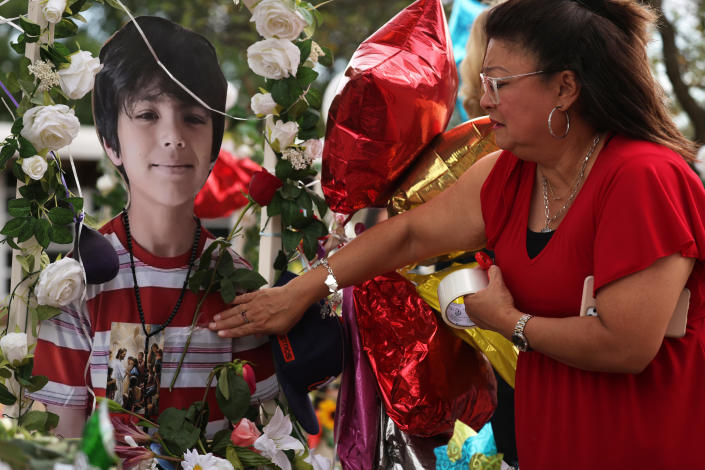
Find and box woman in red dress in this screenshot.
[211,0,705,467]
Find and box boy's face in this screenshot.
[105,89,213,211]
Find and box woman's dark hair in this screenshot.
[485,0,696,161]
[93,16,227,166]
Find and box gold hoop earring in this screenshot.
[548,105,570,139]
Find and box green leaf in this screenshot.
[215,368,250,423]
[50,224,73,244]
[297,67,318,88]
[318,45,334,67]
[48,206,74,225]
[19,17,41,37]
[0,382,17,406]
[210,428,233,456]
[282,228,302,255]
[267,192,283,217]
[230,269,267,291]
[188,269,211,294]
[36,304,61,322]
[0,143,17,168]
[25,375,48,393]
[305,87,323,110]
[1,218,26,237]
[235,447,272,467]
[275,157,293,180]
[54,18,78,39]
[158,408,202,456]
[284,98,309,122]
[297,39,313,64]
[35,218,52,249]
[302,233,318,260]
[226,446,245,470]
[271,78,303,109]
[217,255,235,277]
[16,254,34,273]
[301,219,327,239]
[296,190,313,216]
[310,191,328,218]
[11,116,23,134]
[17,217,35,243]
[220,276,237,304]
[10,38,26,56]
[67,197,84,212]
[299,109,320,130]
[17,136,37,159]
[8,198,32,218]
[280,182,302,200]
[218,367,229,400]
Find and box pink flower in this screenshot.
[242,363,257,395]
[231,418,262,447]
[114,444,154,469]
[112,417,151,445]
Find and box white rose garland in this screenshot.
[251,0,308,41]
[20,104,80,152]
[247,38,300,80]
[57,50,103,100]
[35,257,85,308]
[21,155,48,181]
[42,0,67,24]
[251,92,279,115]
[0,332,28,364]
[265,115,299,152]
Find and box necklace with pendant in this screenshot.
[122,210,202,359]
[541,134,601,233]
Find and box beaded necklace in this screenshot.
[121,210,201,359]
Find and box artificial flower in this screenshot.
[302,138,323,161]
[21,155,48,181]
[265,115,299,152]
[249,169,283,206]
[304,450,333,470]
[96,173,117,194]
[35,257,85,308]
[27,60,60,93]
[181,449,234,470]
[250,92,278,116]
[21,104,80,152]
[253,407,305,470]
[0,332,28,364]
[0,461,11,470]
[230,418,261,447]
[57,50,103,100]
[242,363,257,395]
[282,147,311,170]
[42,0,67,24]
[247,38,300,80]
[306,41,325,66]
[111,417,151,446]
[251,0,308,41]
[316,399,336,431]
[114,444,155,470]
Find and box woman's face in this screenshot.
[480,39,558,158]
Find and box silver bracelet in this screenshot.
[318,257,339,294]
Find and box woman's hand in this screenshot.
[463,265,522,337]
[208,285,308,338]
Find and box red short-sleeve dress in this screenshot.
[481,134,705,469]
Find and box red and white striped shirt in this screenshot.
[32,215,277,434]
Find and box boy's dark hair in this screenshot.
[93,16,227,173]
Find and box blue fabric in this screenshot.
[434,422,498,470]
[448,0,487,121]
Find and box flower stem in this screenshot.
[4,270,40,336]
[169,201,256,390]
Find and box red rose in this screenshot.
[242,363,257,395]
[249,169,283,206]
[230,418,261,447]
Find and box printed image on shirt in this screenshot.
[108,322,165,420]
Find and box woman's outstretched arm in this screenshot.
[209,151,501,338]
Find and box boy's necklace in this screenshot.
[121,210,201,360]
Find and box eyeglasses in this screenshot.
[479,70,546,105]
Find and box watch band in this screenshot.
[512,313,533,351]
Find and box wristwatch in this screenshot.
[511,313,533,352]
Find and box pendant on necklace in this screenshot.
[541,226,553,233]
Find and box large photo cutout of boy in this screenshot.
[108,323,165,420]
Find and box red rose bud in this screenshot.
[242,363,257,395]
[248,169,283,206]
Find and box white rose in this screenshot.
[35,258,85,308]
[247,38,300,80]
[96,174,116,194]
[250,92,278,115]
[21,104,80,152]
[57,50,103,100]
[251,0,308,41]
[266,115,299,152]
[21,155,48,181]
[0,333,28,364]
[42,0,67,24]
[303,138,323,161]
[0,461,10,470]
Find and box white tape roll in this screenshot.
[437,268,488,329]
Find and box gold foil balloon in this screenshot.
[388,115,498,215]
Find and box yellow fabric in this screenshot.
[402,262,517,387]
[447,419,477,462]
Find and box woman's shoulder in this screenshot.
[602,134,691,170]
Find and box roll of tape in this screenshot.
[437,268,488,329]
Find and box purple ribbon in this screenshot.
[0,78,19,109]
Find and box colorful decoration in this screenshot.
[322,0,458,214]
[434,421,505,470]
[388,116,498,215]
[194,149,262,219]
[353,272,496,436]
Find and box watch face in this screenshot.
[511,333,528,352]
